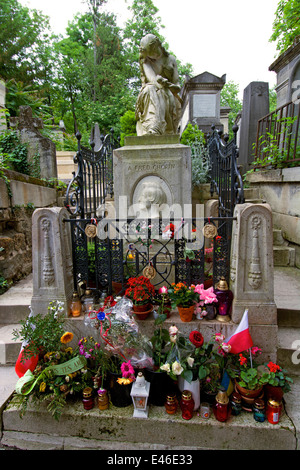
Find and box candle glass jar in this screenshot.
[230,391,242,416]
[213,388,231,422]
[70,292,82,317]
[82,387,94,410]
[253,398,266,422]
[215,277,233,322]
[180,390,194,420]
[266,399,281,424]
[165,394,177,415]
[97,388,109,410]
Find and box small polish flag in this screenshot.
[225,309,253,354]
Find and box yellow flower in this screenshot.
[117,377,133,385]
[65,347,73,354]
[39,382,46,392]
[61,332,74,344]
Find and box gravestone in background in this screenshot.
[238,82,269,175]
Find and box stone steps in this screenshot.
[244,186,296,267]
[1,392,298,450]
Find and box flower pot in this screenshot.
[264,384,284,402]
[178,376,200,410]
[204,304,216,320]
[177,305,194,322]
[132,303,153,320]
[144,369,178,406]
[108,372,132,407]
[235,379,263,398]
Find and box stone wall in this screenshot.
[246,167,300,267]
[0,169,59,283]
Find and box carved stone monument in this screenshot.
[31,207,73,316]
[114,35,192,221]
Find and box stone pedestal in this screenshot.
[230,203,277,356]
[31,207,73,317]
[113,134,192,220]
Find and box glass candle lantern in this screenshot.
[200,402,211,419]
[215,277,233,322]
[213,388,231,422]
[266,399,281,424]
[230,391,242,416]
[253,398,266,422]
[82,387,94,410]
[165,394,177,415]
[130,372,150,418]
[82,289,94,314]
[70,292,82,317]
[97,388,109,410]
[180,390,194,420]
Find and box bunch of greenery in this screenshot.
[181,123,210,188]
[0,130,30,175]
[12,301,66,360]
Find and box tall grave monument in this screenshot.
[113,34,192,222]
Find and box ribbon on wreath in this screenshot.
[15,355,87,395]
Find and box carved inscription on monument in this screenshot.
[193,94,216,118]
[127,161,176,172]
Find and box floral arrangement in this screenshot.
[168,282,199,308]
[15,331,94,420]
[125,275,155,306]
[160,327,208,383]
[194,283,218,318]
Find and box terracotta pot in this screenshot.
[235,379,263,398]
[264,384,284,402]
[177,305,194,322]
[132,303,153,320]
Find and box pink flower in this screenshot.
[214,333,225,343]
[159,286,168,295]
[194,284,217,303]
[121,360,135,379]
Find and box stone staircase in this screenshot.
[0,266,300,450]
[244,186,296,267]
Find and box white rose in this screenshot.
[160,363,171,373]
[172,361,183,375]
[187,356,194,367]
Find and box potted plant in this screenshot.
[168,282,199,322]
[125,275,155,319]
[263,361,293,401]
[145,318,178,406]
[194,283,218,320]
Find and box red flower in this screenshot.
[267,361,281,373]
[189,330,204,348]
[239,354,247,366]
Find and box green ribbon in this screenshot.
[15,355,87,395]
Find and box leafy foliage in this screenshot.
[269,0,300,54]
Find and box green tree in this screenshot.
[269,0,300,54]
[220,80,242,139]
[0,0,51,84]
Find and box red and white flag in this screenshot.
[225,309,253,354]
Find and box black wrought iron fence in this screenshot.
[208,124,244,217]
[64,129,118,219]
[66,216,234,298]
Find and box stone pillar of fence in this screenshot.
[230,202,278,360]
[30,207,73,317]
